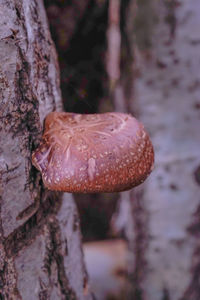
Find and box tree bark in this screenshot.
[133,1,200,299]
[113,0,200,299]
[0,1,92,299]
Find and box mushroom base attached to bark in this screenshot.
[32,111,154,193]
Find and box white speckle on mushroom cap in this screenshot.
[32,111,154,193]
[87,157,96,181]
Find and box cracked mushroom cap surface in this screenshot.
[32,111,154,193]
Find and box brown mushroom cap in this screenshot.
[32,111,154,193]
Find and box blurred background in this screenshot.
[44,1,200,299]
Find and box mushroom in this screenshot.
[32,111,154,193]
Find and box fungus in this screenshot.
[32,111,154,193]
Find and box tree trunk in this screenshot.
[114,1,200,299]
[0,1,92,299]
[113,0,200,299]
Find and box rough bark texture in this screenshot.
[0,1,92,299]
